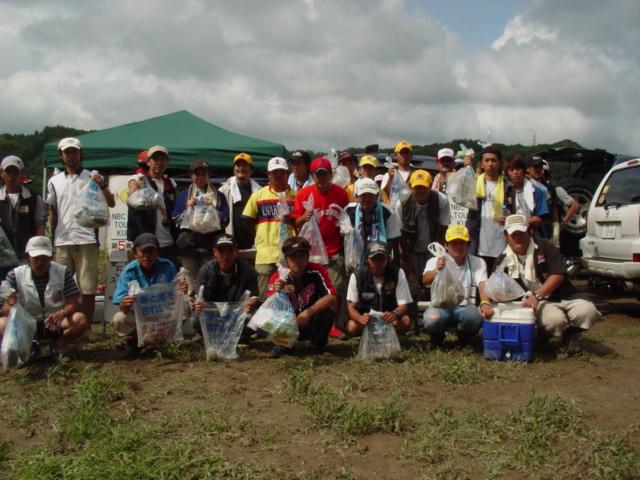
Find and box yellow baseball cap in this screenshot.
[394,141,413,153]
[409,169,432,188]
[445,224,470,242]
[233,152,253,165]
[359,155,378,168]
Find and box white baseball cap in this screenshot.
[58,137,82,151]
[0,155,24,171]
[356,177,379,196]
[504,214,529,235]
[147,145,169,158]
[437,148,455,160]
[267,157,288,172]
[25,236,53,257]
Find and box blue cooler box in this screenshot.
[483,303,535,362]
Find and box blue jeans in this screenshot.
[422,304,483,342]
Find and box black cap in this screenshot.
[366,241,388,258]
[214,234,236,249]
[526,156,544,168]
[282,236,311,256]
[133,233,159,251]
[481,145,503,160]
[189,159,209,173]
[290,150,311,166]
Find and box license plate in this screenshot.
[601,224,616,239]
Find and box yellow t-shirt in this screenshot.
[242,185,296,265]
[346,181,390,203]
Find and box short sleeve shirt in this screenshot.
[424,254,487,305]
[242,186,296,265]
[346,268,413,306]
[266,262,335,313]
[47,169,98,246]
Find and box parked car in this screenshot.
[579,157,640,295]
[534,147,629,256]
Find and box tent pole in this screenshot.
[42,167,47,199]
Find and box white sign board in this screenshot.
[104,175,132,324]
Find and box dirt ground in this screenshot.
[1,284,639,479]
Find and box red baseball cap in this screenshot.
[310,157,332,174]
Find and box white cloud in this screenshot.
[0,0,639,154]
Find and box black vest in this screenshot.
[127,176,178,242]
[0,188,39,259]
[400,190,441,247]
[354,264,400,314]
[202,258,258,302]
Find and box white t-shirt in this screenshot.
[477,180,506,258]
[8,193,19,208]
[346,268,413,306]
[47,169,98,246]
[555,186,574,208]
[381,169,411,191]
[424,254,487,306]
[152,178,175,248]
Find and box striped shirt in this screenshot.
[1,267,79,307]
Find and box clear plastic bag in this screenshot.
[357,311,402,360]
[74,171,110,228]
[484,271,526,302]
[199,291,251,361]
[247,268,298,347]
[1,303,37,372]
[298,196,329,264]
[332,166,351,188]
[127,176,164,210]
[385,158,411,211]
[276,192,291,244]
[0,225,19,268]
[129,280,184,347]
[427,242,465,308]
[180,194,221,234]
[446,166,477,210]
[330,204,363,272]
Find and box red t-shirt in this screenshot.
[293,184,348,257]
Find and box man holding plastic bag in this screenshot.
[193,235,259,341]
[47,137,115,325]
[111,233,187,355]
[263,237,336,358]
[0,236,89,361]
[492,215,600,343]
[422,226,493,346]
[173,159,229,296]
[0,155,46,280]
[242,157,296,299]
[345,241,412,340]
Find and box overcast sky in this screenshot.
[1,0,638,153]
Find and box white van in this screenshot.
[580,158,640,291]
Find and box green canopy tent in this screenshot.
[42,110,287,172]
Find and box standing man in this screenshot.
[242,157,296,299]
[505,155,549,232]
[287,150,314,193]
[422,225,493,346]
[465,146,512,273]
[127,145,179,263]
[0,156,47,279]
[382,140,414,202]
[398,169,450,292]
[47,137,115,324]
[219,152,261,250]
[338,150,358,186]
[431,147,456,193]
[493,215,600,343]
[293,157,349,330]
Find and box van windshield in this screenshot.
[596,165,640,206]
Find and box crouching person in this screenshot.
[111,233,186,354]
[193,234,260,340]
[422,225,493,346]
[0,236,88,357]
[267,237,336,358]
[345,241,412,337]
[495,214,600,342]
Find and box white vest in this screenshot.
[14,262,67,320]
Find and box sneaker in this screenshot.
[30,340,41,361]
[268,345,292,359]
[125,335,140,358]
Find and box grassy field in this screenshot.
[1,297,639,479]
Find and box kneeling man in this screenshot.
[494,214,600,341]
[345,241,412,337]
[422,225,493,345]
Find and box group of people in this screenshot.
[0,137,600,360]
